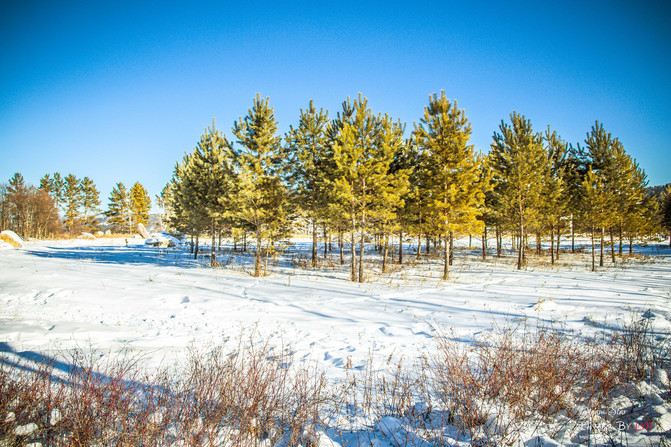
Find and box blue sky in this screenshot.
[1,1,670,209]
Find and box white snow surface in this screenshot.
[1,237,670,377]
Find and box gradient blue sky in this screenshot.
[1,1,670,209]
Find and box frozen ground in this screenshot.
[1,236,670,445]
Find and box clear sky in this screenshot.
[1,1,670,209]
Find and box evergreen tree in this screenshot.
[156,183,173,232]
[285,100,330,268]
[582,168,610,271]
[190,119,235,264]
[130,182,151,228]
[490,112,548,269]
[232,94,289,277]
[6,173,29,236]
[63,174,82,232]
[51,172,65,214]
[332,94,404,282]
[415,92,484,279]
[106,182,131,233]
[80,176,101,230]
[542,127,568,263]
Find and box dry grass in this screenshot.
[1,319,667,446]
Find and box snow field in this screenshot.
[1,237,670,445]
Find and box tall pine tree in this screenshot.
[415,92,484,280]
[130,182,151,228]
[107,182,131,233]
[233,94,289,277]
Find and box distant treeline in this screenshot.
[0,173,151,237]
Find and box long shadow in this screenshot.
[26,244,203,268]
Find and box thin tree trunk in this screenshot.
[311,217,317,268]
[328,229,332,252]
[350,214,357,282]
[339,230,344,265]
[482,226,487,261]
[609,227,615,263]
[358,222,365,283]
[496,226,501,257]
[599,227,604,267]
[416,215,422,260]
[468,234,472,249]
[449,231,454,266]
[190,234,194,254]
[442,232,450,280]
[518,209,524,270]
[382,233,389,273]
[571,215,575,253]
[591,225,595,272]
[254,228,262,277]
[536,231,542,256]
[218,227,222,252]
[550,224,555,265]
[629,234,634,254]
[323,223,328,259]
[426,233,430,255]
[556,220,561,261]
[243,232,247,252]
[211,218,216,266]
[618,225,623,256]
[194,234,199,260]
[398,230,403,265]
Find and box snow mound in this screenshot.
[0,230,23,248]
[145,232,182,248]
[77,232,96,240]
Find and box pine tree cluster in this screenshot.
[166,93,663,279]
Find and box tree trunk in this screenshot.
[482,226,487,261]
[618,225,623,256]
[416,215,422,260]
[382,233,389,273]
[190,234,194,254]
[468,234,472,249]
[599,227,604,267]
[426,233,430,255]
[609,227,615,263]
[550,224,555,265]
[323,223,328,259]
[556,221,561,261]
[243,232,247,252]
[536,231,542,256]
[398,230,403,265]
[328,229,332,252]
[339,230,344,265]
[254,228,262,277]
[218,227,222,252]
[358,225,365,283]
[350,216,357,282]
[194,234,199,260]
[629,234,634,254]
[517,210,524,270]
[442,233,450,280]
[311,218,317,268]
[591,225,596,272]
[496,226,501,257]
[211,218,216,267]
[571,215,575,253]
[449,232,454,266]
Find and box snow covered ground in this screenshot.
[1,236,670,445]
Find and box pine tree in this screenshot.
[63,174,83,232]
[106,182,131,233]
[156,184,173,232]
[542,127,568,263]
[130,182,151,228]
[80,176,101,230]
[190,119,235,264]
[6,173,29,236]
[490,112,548,269]
[415,92,484,279]
[285,100,331,268]
[232,94,289,277]
[582,168,610,271]
[584,122,618,266]
[332,94,404,282]
[51,172,65,214]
